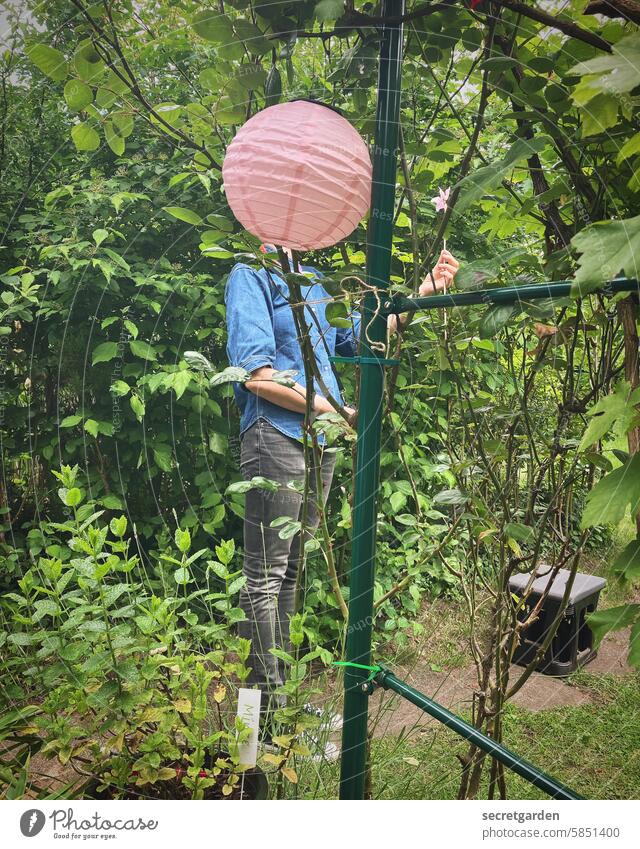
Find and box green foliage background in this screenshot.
[2,0,640,651]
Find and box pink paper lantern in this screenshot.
[222,101,372,251]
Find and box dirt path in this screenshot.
[365,626,634,739]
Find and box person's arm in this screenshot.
[245,366,338,416]
[388,249,460,332]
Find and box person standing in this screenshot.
[224,246,459,749]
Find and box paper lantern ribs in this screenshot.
[222,101,372,251]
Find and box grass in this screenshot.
[294,672,640,799]
[380,594,479,673]
[294,533,640,800]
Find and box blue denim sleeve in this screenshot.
[335,310,361,358]
[225,264,276,374]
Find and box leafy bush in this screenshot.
[1,465,257,798]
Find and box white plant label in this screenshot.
[236,688,262,767]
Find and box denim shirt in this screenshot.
[224,262,360,441]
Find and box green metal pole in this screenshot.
[388,277,639,314]
[376,668,583,800]
[339,0,404,801]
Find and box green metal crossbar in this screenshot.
[375,667,583,800]
[338,0,636,802]
[385,277,639,314]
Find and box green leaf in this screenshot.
[479,56,520,72]
[129,340,157,361]
[451,261,495,291]
[71,122,100,152]
[184,351,215,375]
[569,34,640,101]
[111,111,134,138]
[611,539,640,582]
[64,487,82,508]
[64,79,93,111]
[110,515,127,537]
[216,538,235,566]
[174,567,191,585]
[93,228,108,247]
[110,380,130,397]
[581,454,640,528]
[104,120,125,156]
[209,432,227,455]
[236,66,267,91]
[315,0,345,21]
[389,491,407,513]
[103,248,130,273]
[579,381,640,451]
[617,133,640,165]
[101,495,124,510]
[210,366,251,387]
[396,513,417,526]
[454,247,531,291]
[233,19,270,55]
[84,419,99,438]
[130,395,145,422]
[153,446,173,472]
[74,42,103,84]
[26,44,68,81]
[325,301,351,328]
[198,67,219,91]
[586,604,640,649]
[92,341,119,365]
[433,488,467,506]
[205,214,234,232]
[270,517,302,540]
[192,11,234,43]
[165,370,191,400]
[226,476,279,495]
[581,93,619,137]
[175,527,191,553]
[504,522,535,543]
[571,216,640,296]
[163,206,202,225]
[454,137,550,213]
[478,303,517,338]
[32,599,59,622]
[124,319,138,339]
[95,86,118,109]
[265,65,282,107]
[60,415,82,428]
[151,102,182,129]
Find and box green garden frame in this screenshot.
[337,0,639,801]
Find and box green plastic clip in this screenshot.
[329,355,400,367]
[332,661,382,682]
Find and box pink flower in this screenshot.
[432,186,450,213]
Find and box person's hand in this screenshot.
[419,250,459,296]
[343,406,357,427]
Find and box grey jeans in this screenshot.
[237,418,336,720]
